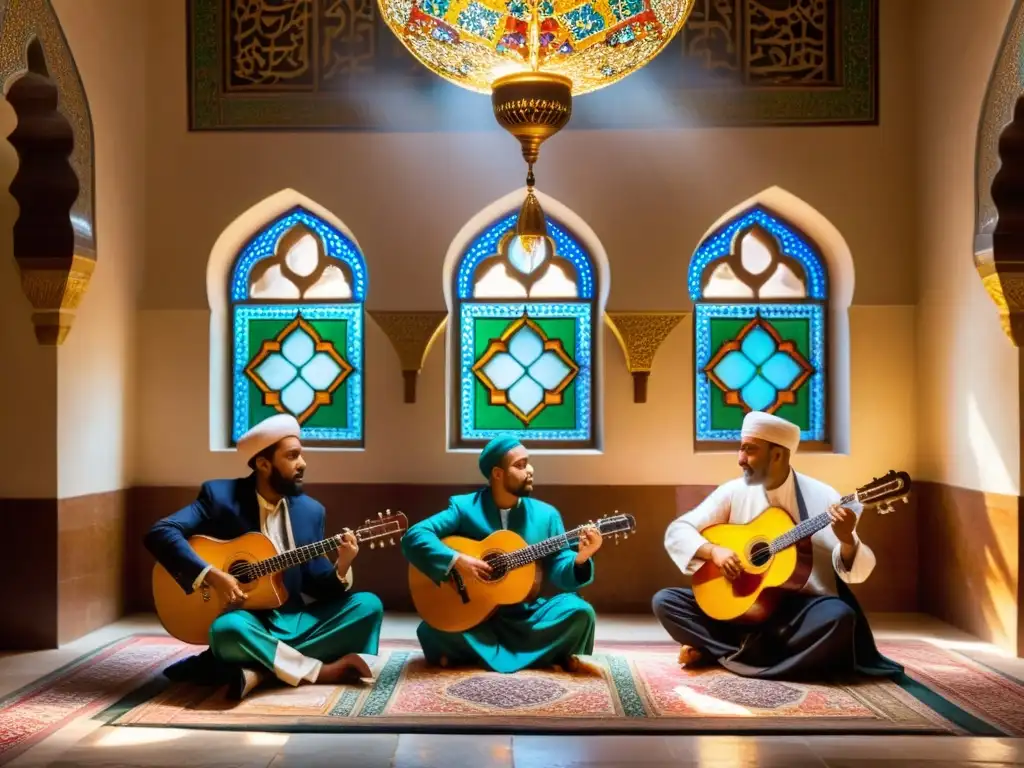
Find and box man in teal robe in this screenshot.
[145,414,384,700]
[402,436,602,673]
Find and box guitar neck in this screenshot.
[769,491,857,554]
[503,528,588,570]
[251,520,400,577]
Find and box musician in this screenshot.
[402,435,601,673]
[144,414,384,700]
[653,411,902,681]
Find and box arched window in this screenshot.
[690,204,831,450]
[443,191,609,451]
[226,205,367,448]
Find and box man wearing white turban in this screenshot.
[653,411,901,680]
[145,414,384,700]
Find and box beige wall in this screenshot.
[915,0,1020,496]
[49,0,146,499]
[129,0,920,493]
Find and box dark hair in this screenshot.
[247,442,278,471]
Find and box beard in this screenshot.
[741,466,762,486]
[506,477,533,498]
[270,465,303,496]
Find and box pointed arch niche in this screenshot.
[208,189,368,451]
[441,188,611,453]
[689,187,854,454]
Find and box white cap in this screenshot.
[237,414,301,462]
[741,411,800,454]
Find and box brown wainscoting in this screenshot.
[916,481,1020,654]
[127,483,921,616]
[57,490,127,645]
[0,498,58,648]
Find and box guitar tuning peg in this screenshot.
[389,538,395,545]
[369,542,376,549]
[386,508,391,514]
[378,512,383,519]
[902,497,909,503]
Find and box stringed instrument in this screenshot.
[691,471,911,624]
[153,510,408,644]
[409,512,636,633]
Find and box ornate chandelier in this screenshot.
[378,0,694,254]
[378,0,694,171]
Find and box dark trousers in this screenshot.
[651,587,858,681]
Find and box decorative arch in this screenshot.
[208,189,368,450]
[976,0,1024,345]
[689,187,853,453]
[441,188,611,453]
[0,0,96,345]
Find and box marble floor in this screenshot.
[3,613,1024,767]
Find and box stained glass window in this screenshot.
[450,211,599,450]
[230,207,367,448]
[690,206,829,449]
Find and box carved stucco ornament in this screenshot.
[604,312,686,403]
[369,311,447,403]
[976,0,1024,345]
[0,0,96,345]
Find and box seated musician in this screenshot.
[144,414,384,700]
[653,411,902,681]
[402,435,601,673]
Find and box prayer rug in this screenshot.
[2,635,1023,764]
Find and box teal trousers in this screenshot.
[209,592,383,682]
[416,592,596,674]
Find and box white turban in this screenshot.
[237,414,301,461]
[741,411,801,454]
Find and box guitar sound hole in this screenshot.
[481,552,508,581]
[229,561,255,584]
[749,542,772,568]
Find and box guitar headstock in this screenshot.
[593,511,637,545]
[856,471,912,516]
[356,509,409,550]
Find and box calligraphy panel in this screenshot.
[189,0,876,129]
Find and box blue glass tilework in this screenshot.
[687,207,827,301]
[231,208,368,303]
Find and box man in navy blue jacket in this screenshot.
[145,414,384,700]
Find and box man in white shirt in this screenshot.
[654,411,901,680]
[145,414,384,700]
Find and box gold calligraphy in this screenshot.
[681,0,740,74]
[745,0,833,85]
[227,0,315,89]
[321,0,377,80]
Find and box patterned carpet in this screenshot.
[3,635,1024,763]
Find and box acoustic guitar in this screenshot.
[409,512,637,633]
[153,510,408,644]
[691,471,911,624]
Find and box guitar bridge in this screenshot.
[450,570,471,605]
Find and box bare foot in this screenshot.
[678,645,705,667]
[318,653,373,684]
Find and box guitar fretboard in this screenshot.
[247,520,403,578]
[497,517,633,572]
[769,492,856,553]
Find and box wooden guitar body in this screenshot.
[691,506,813,624]
[408,530,541,634]
[152,532,288,645]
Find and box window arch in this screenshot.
[212,199,368,449]
[442,190,609,452]
[690,203,834,451]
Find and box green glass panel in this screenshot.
[471,316,579,431]
[706,316,811,432]
[245,316,351,430]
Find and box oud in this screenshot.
[409,513,636,633]
[692,471,910,623]
[153,510,408,644]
